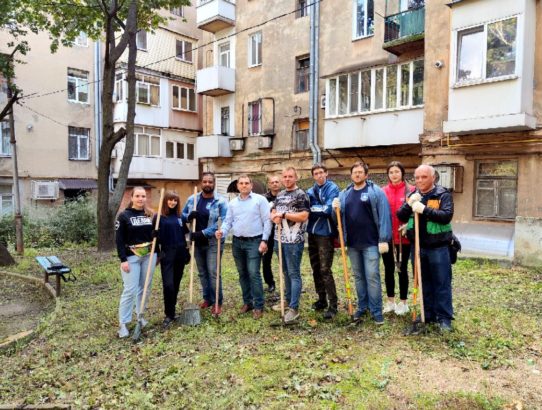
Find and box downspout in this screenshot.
[309,0,322,164]
[94,40,102,169]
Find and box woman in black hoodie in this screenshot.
[115,187,157,338]
[155,191,190,328]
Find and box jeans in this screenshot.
[119,253,157,324]
[381,243,411,300]
[232,237,265,310]
[261,231,276,287]
[194,238,224,305]
[308,234,338,309]
[276,241,304,310]
[160,246,188,319]
[347,246,383,321]
[419,246,453,325]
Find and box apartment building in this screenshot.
[112,6,203,204]
[0,31,98,213]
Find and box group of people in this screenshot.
[114,160,455,337]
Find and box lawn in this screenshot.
[1,246,541,409]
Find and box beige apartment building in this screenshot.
[196,0,541,264]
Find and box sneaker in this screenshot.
[253,309,263,320]
[374,317,385,325]
[312,300,328,311]
[284,308,300,324]
[383,301,396,314]
[352,311,364,323]
[211,305,222,316]
[162,317,175,329]
[118,324,129,338]
[272,301,287,312]
[439,321,452,333]
[199,300,211,309]
[323,308,337,320]
[239,304,253,314]
[395,302,409,316]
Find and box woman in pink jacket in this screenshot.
[381,161,415,315]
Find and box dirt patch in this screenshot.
[0,275,55,342]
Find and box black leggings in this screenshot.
[160,246,188,319]
[381,243,411,300]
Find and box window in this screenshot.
[456,17,517,83]
[218,42,231,68]
[67,68,89,103]
[295,56,310,93]
[68,126,90,160]
[165,141,186,159]
[326,59,424,117]
[1,121,11,156]
[248,32,262,67]
[135,127,161,157]
[114,73,124,102]
[73,32,88,47]
[176,40,193,63]
[293,119,309,151]
[136,74,160,106]
[296,0,309,18]
[0,185,13,216]
[136,30,147,50]
[172,85,196,112]
[248,101,262,135]
[187,143,194,160]
[170,6,184,16]
[221,107,230,136]
[475,160,517,219]
[353,0,374,39]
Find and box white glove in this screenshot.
[378,242,389,254]
[412,201,425,214]
[398,224,408,237]
[332,198,340,210]
[407,193,422,207]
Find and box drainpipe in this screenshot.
[94,40,102,169]
[309,0,322,164]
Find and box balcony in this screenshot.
[196,135,232,158]
[383,6,425,55]
[196,66,235,96]
[197,0,235,33]
[112,156,198,180]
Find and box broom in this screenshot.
[180,186,202,326]
[132,188,165,342]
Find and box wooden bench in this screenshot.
[35,256,75,297]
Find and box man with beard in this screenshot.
[182,172,228,315]
[261,175,281,294]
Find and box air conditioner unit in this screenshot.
[229,138,245,151]
[433,165,455,190]
[31,180,59,200]
[258,136,273,149]
[320,95,326,109]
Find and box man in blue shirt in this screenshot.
[307,163,340,320]
[182,172,228,316]
[216,175,272,319]
[332,161,392,324]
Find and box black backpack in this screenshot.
[449,234,461,264]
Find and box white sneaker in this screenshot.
[383,301,396,314]
[272,301,287,312]
[284,308,300,324]
[118,324,129,338]
[395,302,409,315]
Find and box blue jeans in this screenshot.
[119,253,157,324]
[419,246,453,325]
[347,246,383,321]
[232,237,264,310]
[194,238,223,305]
[276,241,304,310]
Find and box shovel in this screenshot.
[270,222,293,327]
[180,186,201,326]
[335,206,354,321]
[132,188,165,342]
[212,218,222,319]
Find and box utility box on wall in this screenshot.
[433,164,464,193]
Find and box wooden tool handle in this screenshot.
[188,186,198,304]
[335,206,353,316]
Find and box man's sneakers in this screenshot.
[253,309,263,320]
[312,300,328,311]
[272,301,287,312]
[239,304,253,314]
[439,321,452,333]
[395,302,409,315]
[383,301,396,314]
[284,308,300,324]
[323,307,338,320]
[199,300,211,309]
[211,305,222,316]
[118,323,129,338]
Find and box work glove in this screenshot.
[412,201,425,214]
[407,193,422,207]
[187,210,199,222]
[190,231,209,247]
[332,198,341,210]
[378,242,389,254]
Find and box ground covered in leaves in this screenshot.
[0,246,541,409]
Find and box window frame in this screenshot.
[135,128,161,158]
[136,30,148,51]
[73,32,88,47]
[0,185,13,216]
[293,119,310,151]
[170,6,184,17]
[248,100,262,136]
[218,41,231,68]
[68,126,91,161]
[0,120,11,156]
[296,0,309,18]
[295,55,310,94]
[352,0,375,40]
[136,74,160,106]
[248,32,263,67]
[221,106,230,136]
[67,68,89,104]
[175,40,193,63]
[474,159,518,220]
[171,84,197,112]
[454,15,519,86]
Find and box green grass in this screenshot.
[1,248,541,408]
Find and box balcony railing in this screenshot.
[384,6,425,54]
[196,66,235,96]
